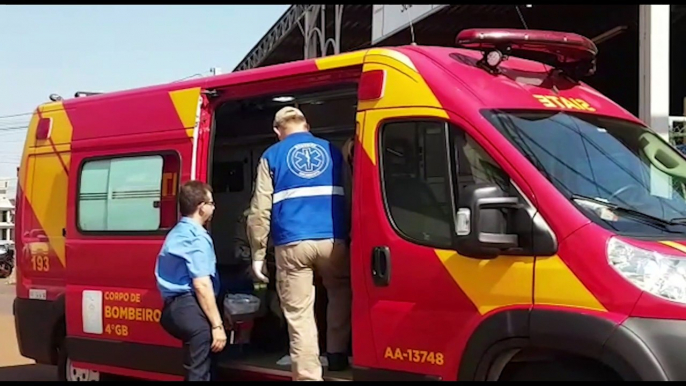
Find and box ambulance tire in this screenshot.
[500,359,622,381]
[57,339,115,382]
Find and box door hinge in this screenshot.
[201,89,220,99]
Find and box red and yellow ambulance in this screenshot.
[14,28,686,381]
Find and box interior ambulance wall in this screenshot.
[211,145,259,265]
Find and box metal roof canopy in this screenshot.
[232,4,686,118]
[380,5,640,48]
[233,5,652,73]
[234,5,372,72]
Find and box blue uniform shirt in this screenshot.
[155,217,220,300]
[261,132,348,246]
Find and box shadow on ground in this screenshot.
[0,364,56,381]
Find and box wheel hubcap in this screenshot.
[66,358,100,381]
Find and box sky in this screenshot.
[0,4,290,193]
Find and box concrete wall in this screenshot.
[0,178,15,249]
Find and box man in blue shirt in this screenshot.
[247,107,352,381]
[155,180,225,381]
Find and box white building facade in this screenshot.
[639,5,671,140]
[0,178,16,250]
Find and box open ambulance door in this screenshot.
[62,87,211,380]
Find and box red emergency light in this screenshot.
[455,28,598,79]
[35,117,53,141]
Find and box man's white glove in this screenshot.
[252,260,269,283]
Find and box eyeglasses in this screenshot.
[204,201,215,207]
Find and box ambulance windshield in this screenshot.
[483,110,686,235]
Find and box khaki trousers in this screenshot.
[275,239,351,381]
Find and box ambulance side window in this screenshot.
[77,153,180,234]
[380,120,454,248]
[453,130,510,193]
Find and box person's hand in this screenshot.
[252,260,269,283]
[211,326,227,353]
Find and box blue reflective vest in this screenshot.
[262,132,348,246]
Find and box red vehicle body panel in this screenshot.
[13,43,686,381]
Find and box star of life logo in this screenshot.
[286,142,330,179]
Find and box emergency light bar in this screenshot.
[74,91,103,98]
[455,28,598,79]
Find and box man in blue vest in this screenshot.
[247,106,351,381]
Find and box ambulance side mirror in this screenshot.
[454,183,558,259]
[454,184,522,259]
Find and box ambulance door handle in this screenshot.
[371,246,391,287]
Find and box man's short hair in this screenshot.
[273,106,306,129]
[178,180,212,217]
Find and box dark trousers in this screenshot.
[160,293,217,381]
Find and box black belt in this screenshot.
[164,292,193,306]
